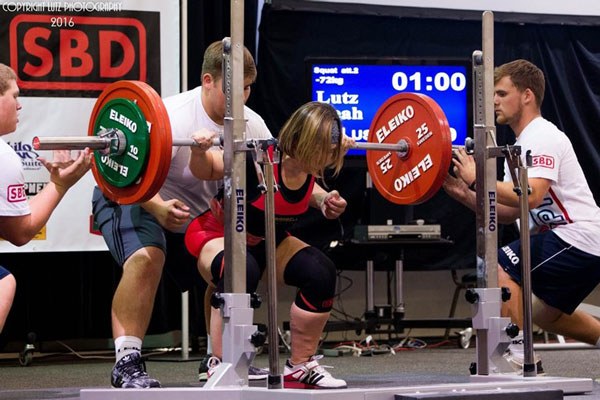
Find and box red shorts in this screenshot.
[184,212,224,258]
[185,210,265,258]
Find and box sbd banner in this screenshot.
[0,0,180,252]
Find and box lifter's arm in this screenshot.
[189,129,224,180]
[0,149,92,246]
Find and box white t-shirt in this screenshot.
[159,86,273,230]
[0,137,30,216]
[503,117,600,256]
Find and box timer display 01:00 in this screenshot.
[392,71,466,92]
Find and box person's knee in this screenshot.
[7,273,16,294]
[123,247,165,282]
[0,273,16,333]
[210,251,261,294]
[497,264,513,283]
[284,247,337,312]
[531,294,561,325]
[0,273,16,300]
[197,238,224,285]
[497,264,522,295]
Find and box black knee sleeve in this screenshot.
[283,246,337,313]
[210,250,262,294]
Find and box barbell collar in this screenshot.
[99,128,127,155]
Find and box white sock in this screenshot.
[114,336,142,363]
[206,334,212,354]
[595,337,600,348]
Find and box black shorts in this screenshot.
[92,187,204,292]
[498,230,600,314]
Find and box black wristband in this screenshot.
[468,181,476,191]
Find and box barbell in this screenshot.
[33,80,470,205]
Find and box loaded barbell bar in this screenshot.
[32,80,470,206]
[33,132,472,156]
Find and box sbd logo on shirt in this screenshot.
[532,155,554,169]
[7,184,27,202]
[5,11,161,97]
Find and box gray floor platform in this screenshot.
[1,344,599,399]
[81,377,593,400]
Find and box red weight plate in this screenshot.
[88,81,172,205]
[366,93,452,205]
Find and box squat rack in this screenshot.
[82,4,593,400]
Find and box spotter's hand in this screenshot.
[38,149,92,194]
[156,199,191,232]
[451,147,476,187]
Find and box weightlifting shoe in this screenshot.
[284,355,347,389]
[198,354,268,381]
[111,352,161,388]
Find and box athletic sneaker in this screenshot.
[111,352,161,388]
[198,353,212,381]
[198,354,268,381]
[284,355,347,389]
[248,364,270,380]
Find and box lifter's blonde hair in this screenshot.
[278,102,345,179]
[0,64,16,95]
